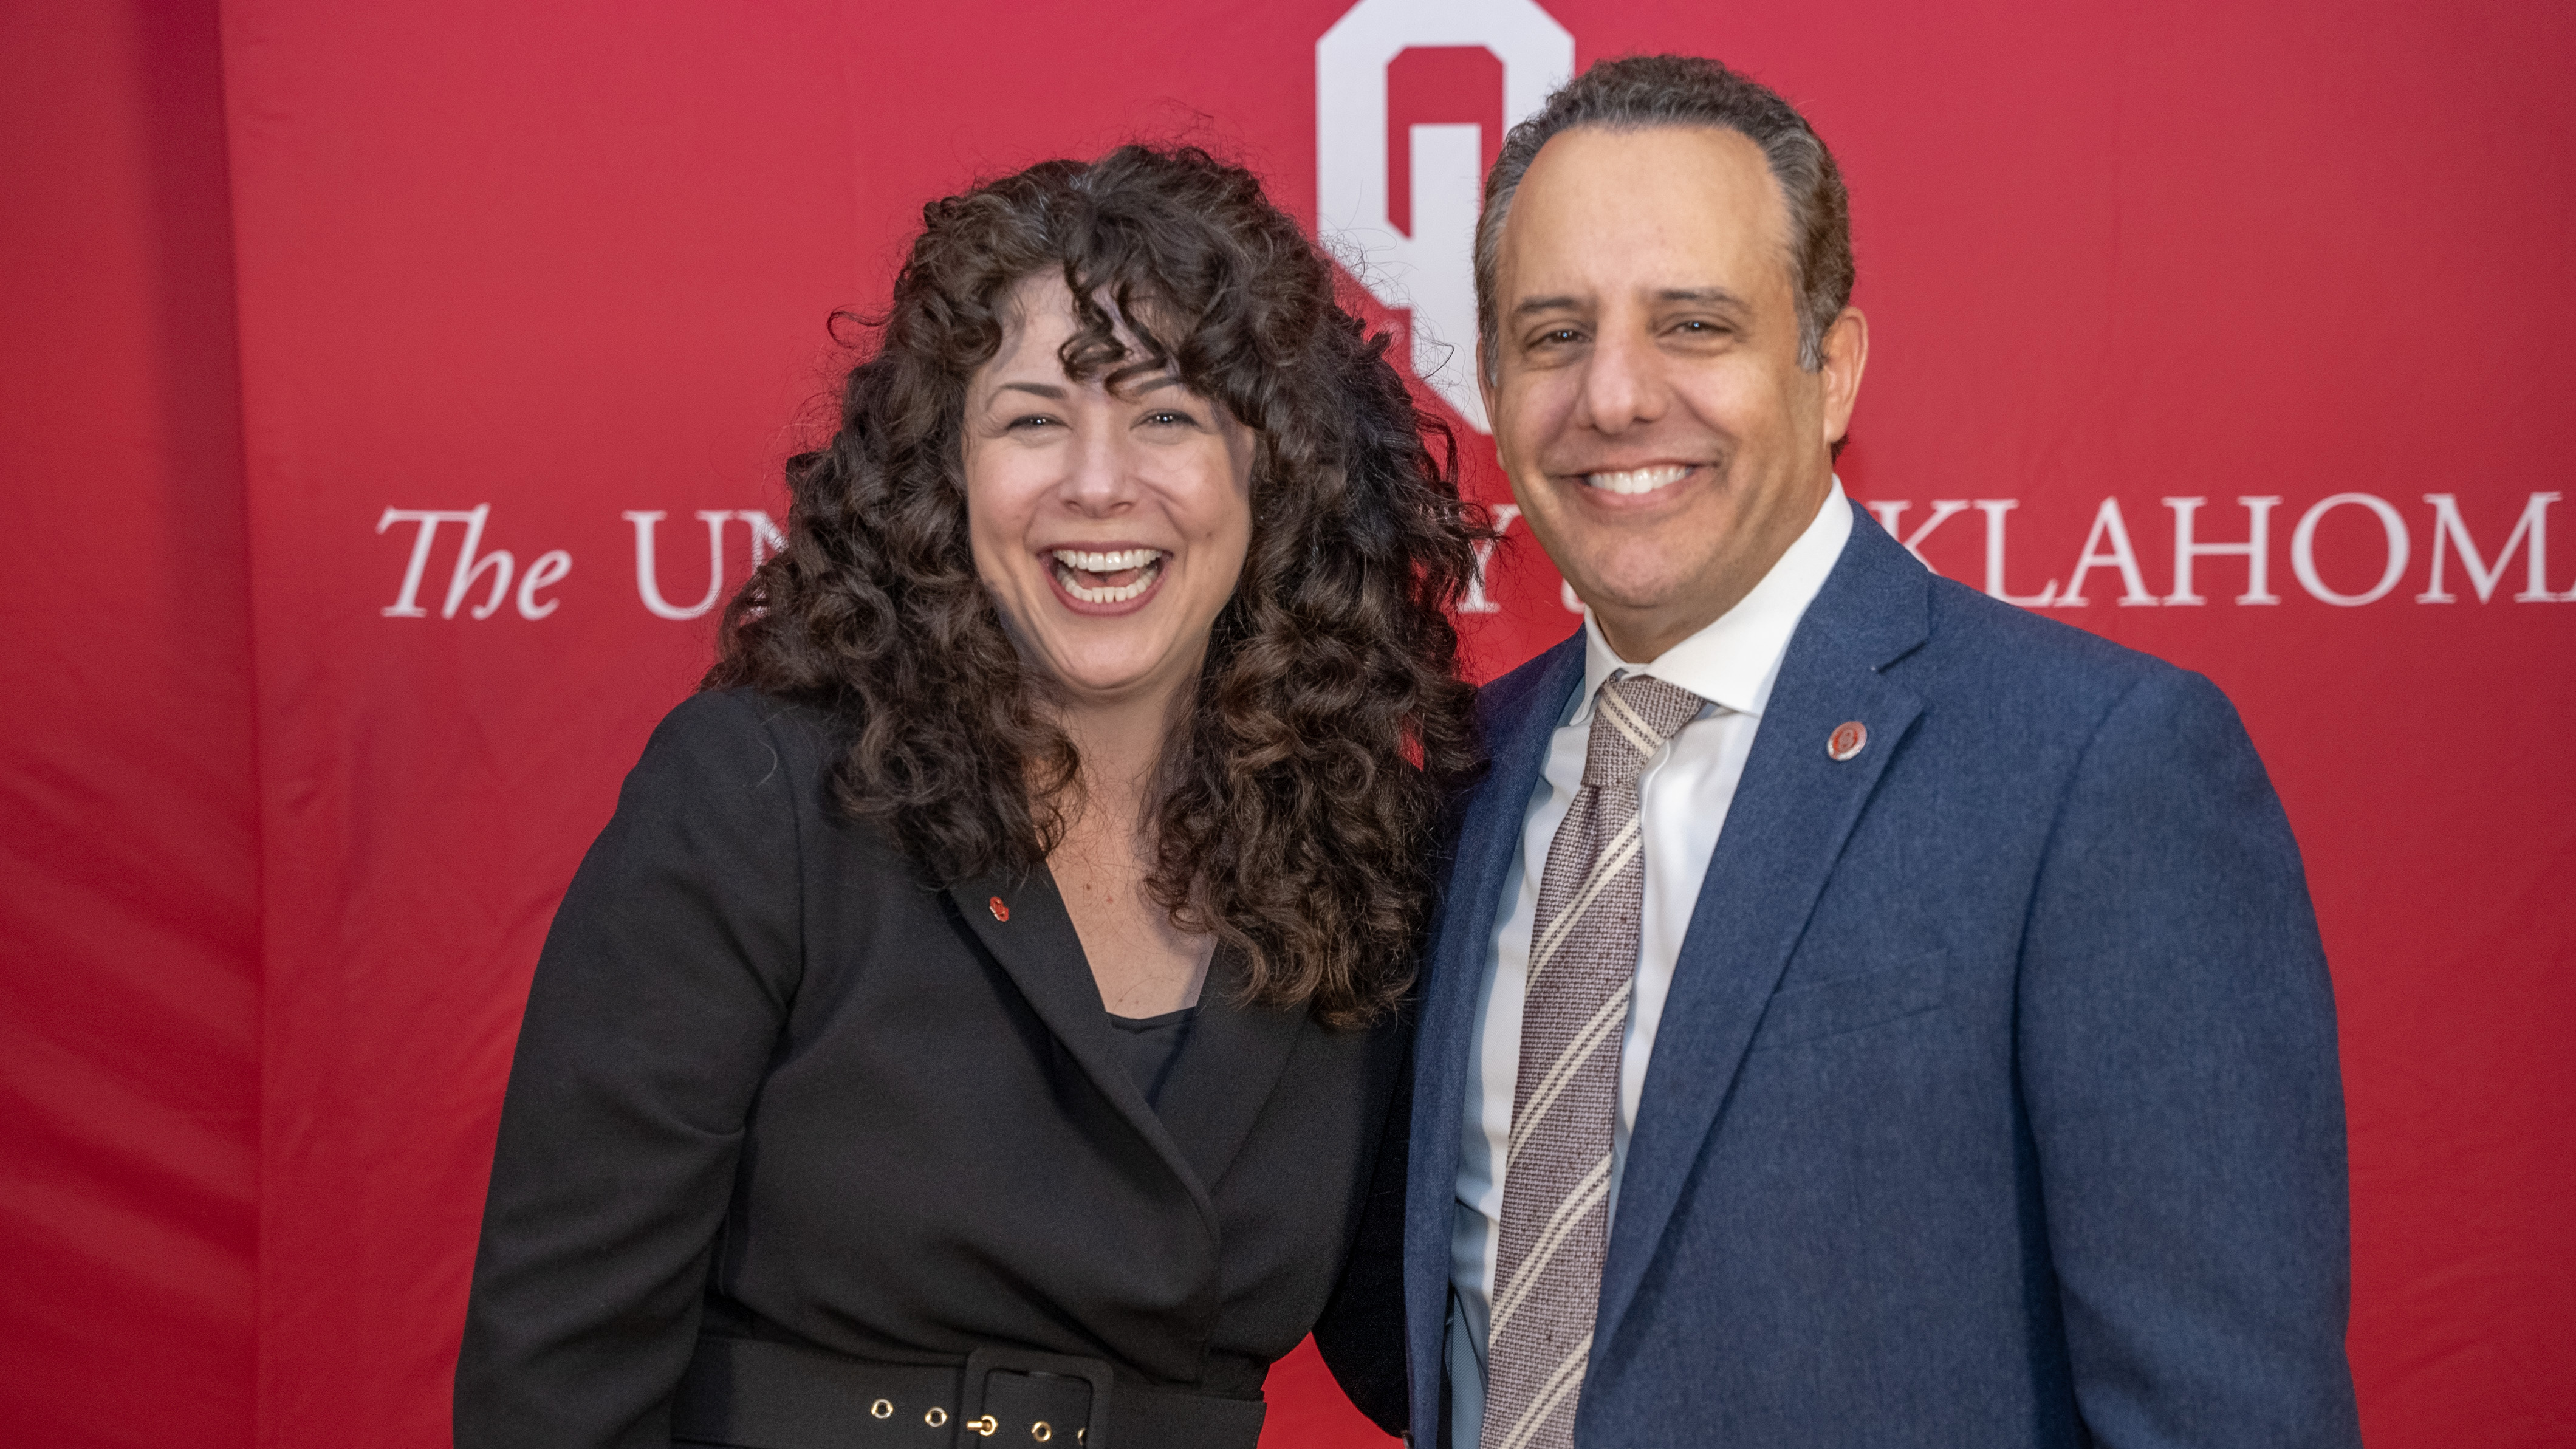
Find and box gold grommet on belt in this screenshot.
[966,1414,998,1437]
[925,1407,949,1428]
[1031,1422,1052,1443]
[870,1398,892,1420]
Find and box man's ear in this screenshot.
[1818,307,1869,448]
[1478,341,1499,431]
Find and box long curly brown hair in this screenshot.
[705,145,1485,1028]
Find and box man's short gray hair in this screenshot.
[1475,54,1854,379]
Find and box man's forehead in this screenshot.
[1498,124,1793,301]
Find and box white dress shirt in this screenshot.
[1447,482,1853,1449]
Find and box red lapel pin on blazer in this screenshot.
[988,896,1010,922]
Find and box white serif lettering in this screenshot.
[377,505,560,620]
[2163,495,2283,605]
[1460,503,1523,613]
[2290,493,2411,606]
[2418,492,2567,603]
[2056,498,2157,607]
[625,510,733,620]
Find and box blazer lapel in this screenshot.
[1404,630,1589,1415]
[1592,509,1933,1346]
[1153,948,1307,1192]
[947,868,1220,1228]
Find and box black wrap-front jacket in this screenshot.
[453,690,1408,1448]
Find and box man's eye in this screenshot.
[1008,415,1058,430]
[1534,329,1583,347]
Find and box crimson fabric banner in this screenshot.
[1,3,260,1442]
[6,1,2573,1445]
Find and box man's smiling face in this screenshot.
[1481,123,1865,662]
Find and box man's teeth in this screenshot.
[1584,464,1691,495]
[1051,548,1160,574]
[1050,549,1163,604]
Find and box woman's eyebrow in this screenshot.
[995,380,1067,399]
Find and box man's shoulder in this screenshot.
[1819,503,2181,711]
[1903,574,2258,772]
[1912,571,2181,705]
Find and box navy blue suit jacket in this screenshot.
[1402,504,2361,1447]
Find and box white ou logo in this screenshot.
[1317,0,1574,433]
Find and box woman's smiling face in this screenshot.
[962,274,1256,711]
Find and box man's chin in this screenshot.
[1572,546,1724,605]
[1564,573,1699,623]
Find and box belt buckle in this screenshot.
[957,1345,1115,1448]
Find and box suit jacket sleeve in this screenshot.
[2018,668,2362,1447]
[454,691,804,1449]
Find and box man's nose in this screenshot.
[1574,320,1667,435]
[1059,423,1139,515]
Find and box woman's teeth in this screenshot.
[1060,570,1157,604]
[1584,464,1692,495]
[1053,548,1159,574]
[1050,548,1164,604]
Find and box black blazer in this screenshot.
[454,690,1410,1448]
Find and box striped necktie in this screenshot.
[1479,671,1705,1449]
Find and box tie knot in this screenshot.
[1581,673,1704,789]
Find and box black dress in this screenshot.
[453,691,1408,1449]
[1107,1006,1199,1107]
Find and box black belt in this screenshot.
[671,1334,1267,1449]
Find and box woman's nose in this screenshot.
[1058,425,1139,515]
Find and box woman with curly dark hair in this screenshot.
[453,145,1482,1449]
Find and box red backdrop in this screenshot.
[4,1,2572,1445]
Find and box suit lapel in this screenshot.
[1592,510,1933,1347]
[1404,630,1589,1421]
[948,868,1220,1227]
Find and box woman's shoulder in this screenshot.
[625,687,843,815]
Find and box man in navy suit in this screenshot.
[1402,55,2362,1448]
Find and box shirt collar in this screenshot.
[1568,477,1854,726]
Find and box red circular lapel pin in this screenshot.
[1827,720,1869,761]
[988,896,1010,922]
